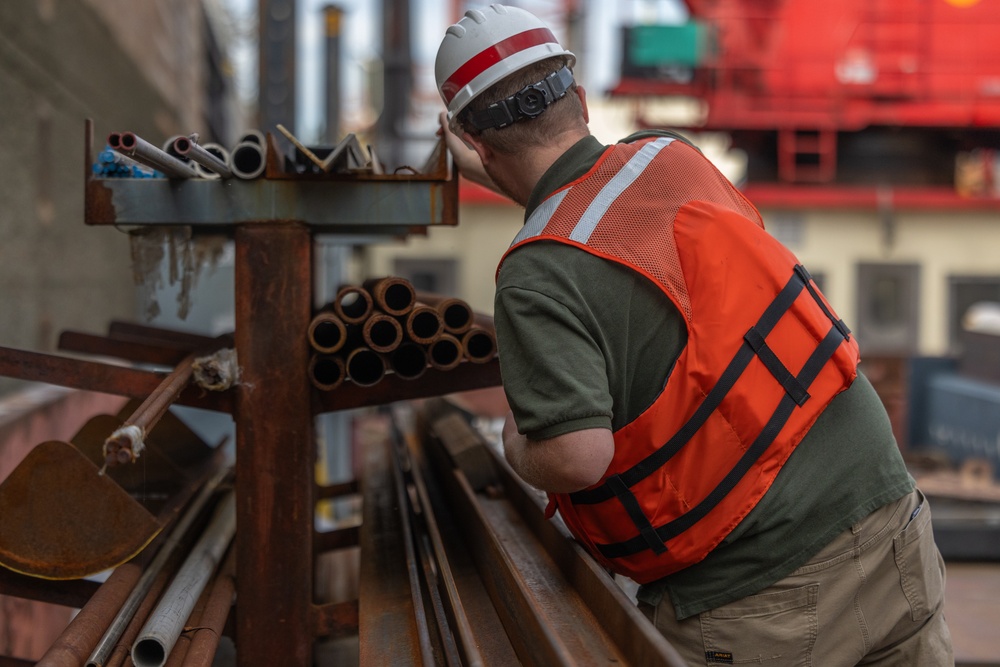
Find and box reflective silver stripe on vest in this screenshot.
[568,136,675,244]
[512,188,570,246]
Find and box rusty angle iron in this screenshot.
[0,403,215,580]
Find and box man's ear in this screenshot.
[576,85,590,125]
[462,131,493,165]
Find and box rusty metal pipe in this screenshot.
[415,292,474,335]
[427,333,462,371]
[362,313,404,353]
[103,353,197,467]
[132,492,236,667]
[388,342,428,381]
[308,354,346,391]
[346,347,386,387]
[86,467,232,667]
[461,327,497,364]
[172,137,233,179]
[115,132,199,179]
[307,312,348,354]
[403,305,444,345]
[180,548,236,667]
[37,563,143,667]
[333,285,373,325]
[363,277,415,317]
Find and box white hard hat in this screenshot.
[435,4,575,125]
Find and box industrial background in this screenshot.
[0,0,999,665]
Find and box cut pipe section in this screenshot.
[363,277,416,317]
[363,313,404,353]
[334,285,373,325]
[173,137,233,179]
[389,342,428,380]
[309,354,346,391]
[115,132,199,179]
[230,141,266,179]
[404,305,444,345]
[416,292,474,335]
[462,327,497,364]
[346,347,386,387]
[428,333,462,371]
[308,312,348,354]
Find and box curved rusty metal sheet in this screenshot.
[0,440,161,580]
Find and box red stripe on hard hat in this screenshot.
[441,27,559,105]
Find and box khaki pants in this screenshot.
[638,489,954,666]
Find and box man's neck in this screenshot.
[492,129,591,207]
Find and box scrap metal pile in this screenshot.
[307,276,497,391]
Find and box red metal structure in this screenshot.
[612,0,1000,200]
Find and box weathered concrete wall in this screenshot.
[0,1,224,396]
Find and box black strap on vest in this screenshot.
[566,265,851,561]
[570,267,809,507]
[596,325,846,560]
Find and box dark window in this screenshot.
[855,263,920,354]
[393,258,458,296]
[948,275,1000,354]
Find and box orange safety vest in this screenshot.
[498,136,860,583]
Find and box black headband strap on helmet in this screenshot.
[465,66,575,132]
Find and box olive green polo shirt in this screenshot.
[494,132,914,619]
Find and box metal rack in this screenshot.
[0,120,501,667]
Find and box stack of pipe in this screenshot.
[307,277,497,391]
[103,130,268,180]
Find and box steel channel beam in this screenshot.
[358,429,423,664]
[233,224,314,667]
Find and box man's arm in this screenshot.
[502,412,614,493]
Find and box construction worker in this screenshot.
[435,5,953,665]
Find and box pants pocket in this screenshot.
[701,584,818,665]
[893,493,945,623]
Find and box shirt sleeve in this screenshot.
[494,283,614,441]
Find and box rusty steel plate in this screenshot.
[0,440,161,580]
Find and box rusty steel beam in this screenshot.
[106,322,232,352]
[313,526,360,554]
[0,346,232,414]
[313,358,501,414]
[234,224,314,667]
[315,480,359,500]
[59,331,191,367]
[311,600,359,640]
[359,428,423,664]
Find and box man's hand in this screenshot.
[502,411,614,494]
[437,111,499,193]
